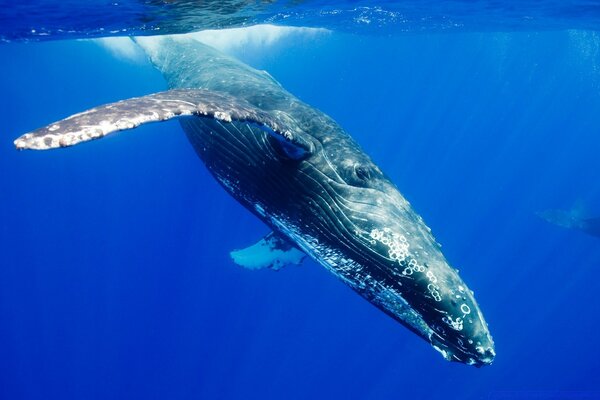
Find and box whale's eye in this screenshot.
[354,164,371,181]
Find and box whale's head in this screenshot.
[299,141,495,367]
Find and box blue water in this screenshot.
[1,17,600,400]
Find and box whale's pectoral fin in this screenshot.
[14,89,313,159]
[230,232,306,271]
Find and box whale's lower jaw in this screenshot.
[264,212,494,367]
[264,213,433,343]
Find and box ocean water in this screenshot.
[1,5,600,400]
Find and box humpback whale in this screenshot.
[14,36,495,366]
[538,205,600,238]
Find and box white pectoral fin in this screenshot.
[14,89,313,158]
[230,232,306,271]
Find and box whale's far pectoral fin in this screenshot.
[14,89,313,158]
[230,232,306,271]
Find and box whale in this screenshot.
[14,36,495,366]
[538,205,600,239]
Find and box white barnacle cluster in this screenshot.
[443,315,464,331]
[370,227,442,303]
[425,271,442,303]
[213,111,232,122]
[369,228,410,264]
[442,299,472,331]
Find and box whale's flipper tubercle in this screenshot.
[14,89,312,156]
[231,232,306,271]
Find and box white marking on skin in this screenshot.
[461,304,471,315]
[433,345,452,361]
[370,227,442,301]
[254,204,266,217]
[443,315,464,331]
[213,111,232,122]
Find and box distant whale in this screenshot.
[538,205,600,238]
[14,36,495,366]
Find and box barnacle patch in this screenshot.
[370,227,442,302]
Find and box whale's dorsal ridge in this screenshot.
[14,88,313,159]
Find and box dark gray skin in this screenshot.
[15,37,495,366]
